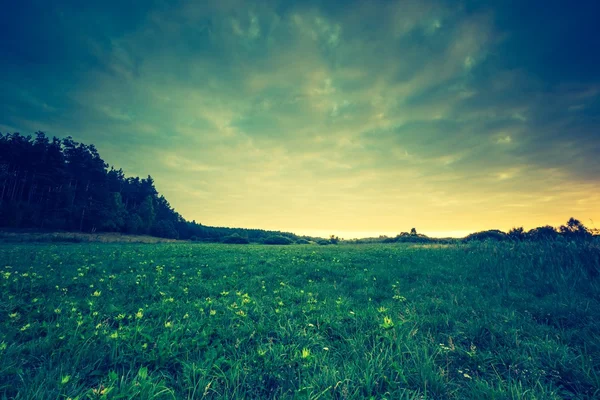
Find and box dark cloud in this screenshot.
[492,0,600,83]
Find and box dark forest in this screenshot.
[0,131,300,242]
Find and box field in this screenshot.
[1,242,599,399]
[0,230,181,244]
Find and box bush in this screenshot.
[263,235,293,245]
[222,234,249,244]
[559,218,593,240]
[295,238,311,245]
[463,230,508,242]
[508,227,525,241]
[396,235,438,244]
[527,226,559,241]
[317,239,331,246]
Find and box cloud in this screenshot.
[161,153,221,173]
[496,135,512,144]
[2,0,599,233]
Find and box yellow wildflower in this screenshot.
[381,316,394,329]
[301,348,311,359]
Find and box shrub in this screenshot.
[222,234,249,244]
[396,235,435,243]
[559,218,593,240]
[295,238,311,245]
[263,235,293,245]
[463,230,508,242]
[527,226,559,241]
[508,227,525,241]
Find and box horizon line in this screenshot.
[287,229,475,240]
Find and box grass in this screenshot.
[0,230,182,244]
[0,241,599,399]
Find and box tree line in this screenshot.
[0,132,301,242]
[345,220,598,245]
[462,218,598,242]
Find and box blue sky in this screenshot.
[2,0,599,237]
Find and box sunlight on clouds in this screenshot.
[4,0,599,235]
[231,12,261,39]
[291,13,341,48]
[511,112,528,122]
[496,135,512,144]
[464,56,475,70]
[496,169,519,180]
[162,154,221,173]
[430,19,442,33]
[99,105,132,122]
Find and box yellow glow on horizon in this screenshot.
[290,229,476,239]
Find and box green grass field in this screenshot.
[1,242,599,399]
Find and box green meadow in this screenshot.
[1,242,599,399]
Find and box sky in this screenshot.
[1,0,600,238]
